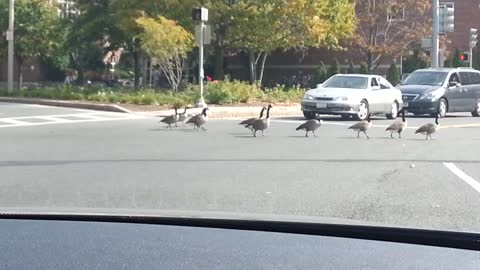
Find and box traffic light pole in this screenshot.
[7,0,15,93]
[197,21,206,108]
[469,47,473,68]
[432,0,439,68]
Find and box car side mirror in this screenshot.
[316,83,323,88]
[449,81,460,88]
[371,85,380,90]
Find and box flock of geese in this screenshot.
[160,105,441,140]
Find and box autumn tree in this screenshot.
[0,0,65,89]
[136,16,194,92]
[352,0,431,72]
[227,0,356,84]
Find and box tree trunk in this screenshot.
[367,52,373,73]
[133,50,140,89]
[213,45,225,80]
[248,50,256,84]
[257,53,268,85]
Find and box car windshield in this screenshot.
[322,76,369,89]
[401,71,448,86]
[1,0,480,239]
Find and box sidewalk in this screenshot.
[0,96,302,119]
[136,104,302,119]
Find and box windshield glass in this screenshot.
[401,71,448,86]
[322,76,369,89]
[1,0,479,237]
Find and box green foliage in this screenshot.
[386,63,400,85]
[358,63,369,74]
[314,62,329,83]
[403,49,429,73]
[328,59,340,77]
[0,0,66,87]
[0,82,304,106]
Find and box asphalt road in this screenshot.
[1,102,480,233]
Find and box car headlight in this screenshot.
[303,94,314,100]
[334,96,348,101]
[419,90,442,100]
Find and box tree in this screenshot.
[314,62,329,84]
[351,0,431,72]
[328,59,340,77]
[136,16,194,92]
[403,48,429,73]
[227,0,356,84]
[0,0,65,89]
[386,63,400,85]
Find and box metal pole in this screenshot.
[469,47,473,68]
[197,21,206,107]
[7,0,15,93]
[432,0,439,68]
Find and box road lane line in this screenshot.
[35,116,74,123]
[443,162,480,193]
[0,119,30,125]
[440,124,480,129]
[270,119,419,129]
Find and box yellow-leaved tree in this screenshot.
[136,16,194,92]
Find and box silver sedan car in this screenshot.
[301,74,403,120]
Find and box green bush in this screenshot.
[328,59,340,77]
[0,81,305,105]
[386,63,400,85]
[314,62,329,83]
[358,63,369,74]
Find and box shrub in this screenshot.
[386,63,400,85]
[328,59,340,77]
[314,62,329,84]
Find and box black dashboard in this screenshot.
[0,216,479,269]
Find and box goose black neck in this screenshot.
[259,107,266,118]
[202,108,208,117]
[402,111,406,122]
[183,107,187,113]
[367,114,371,122]
[174,108,178,115]
[435,115,439,125]
[266,106,271,119]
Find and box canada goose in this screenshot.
[348,114,372,139]
[247,104,272,137]
[296,119,323,137]
[239,107,266,132]
[415,114,439,140]
[177,107,190,125]
[186,107,209,130]
[160,107,178,129]
[386,110,407,139]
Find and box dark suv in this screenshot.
[398,68,480,117]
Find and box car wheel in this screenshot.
[437,98,448,118]
[340,114,351,120]
[471,100,480,117]
[354,100,369,121]
[303,111,316,120]
[386,101,399,119]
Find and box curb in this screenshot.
[0,97,131,113]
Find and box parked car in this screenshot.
[400,73,410,84]
[301,74,403,121]
[398,68,480,117]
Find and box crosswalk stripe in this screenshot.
[0,112,148,128]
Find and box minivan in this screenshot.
[398,68,480,117]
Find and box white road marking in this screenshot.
[0,112,147,129]
[271,119,419,129]
[443,162,480,193]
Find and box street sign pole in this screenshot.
[432,0,439,68]
[469,47,473,68]
[197,20,206,108]
[7,0,15,93]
